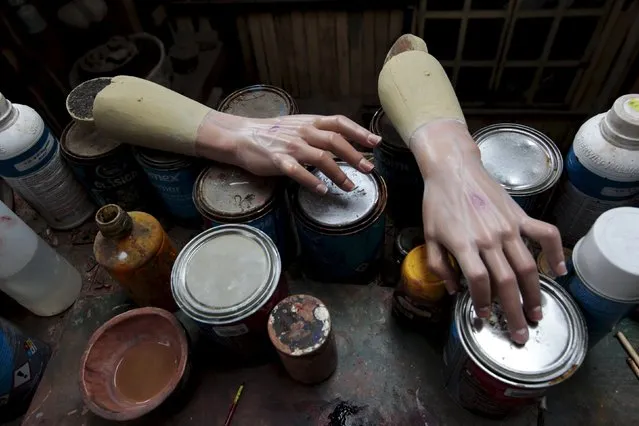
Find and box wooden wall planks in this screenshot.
[236,9,406,99]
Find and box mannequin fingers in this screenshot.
[290,142,355,191]
[503,238,542,322]
[313,115,381,148]
[299,126,374,174]
[521,218,567,277]
[272,154,328,194]
[425,240,459,295]
[454,248,491,319]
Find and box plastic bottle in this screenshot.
[93,204,178,311]
[0,93,94,229]
[0,201,83,316]
[551,94,639,247]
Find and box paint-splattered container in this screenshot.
[134,148,201,222]
[218,84,298,117]
[443,277,587,418]
[193,163,292,266]
[473,124,563,218]
[267,294,337,384]
[370,108,423,227]
[292,162,387,284]
[171,225,288,356]
[392,245,454,331]
[61,121,153,211]
[537,247,573,288]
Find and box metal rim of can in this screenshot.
[217,84,299,117]
[370,108,410,153]
[192,166,278,223]
[395,227,425,260]
[291,165,388,235]
[133,147,193,170]
[472,123,563,197]
[453,276,587,388]
[171,224,282,325]
[572,239,639,303]
[60,121,125,162]
[537,247,572,279]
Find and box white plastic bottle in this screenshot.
[0,201,82,316]
[0,93,94,229]
[551,94,639,247]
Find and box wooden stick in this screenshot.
[616,331,639,368]
[627,358,639,380]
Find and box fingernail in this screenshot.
[529,306,543,322]
[512,327,529,344]
[447,288,457,296]
[315,183,328,194]
[477,306,491,318]
[342,178,356,191]
[556,261,568,276]
[358,158,374,172]
[368,134,382,145]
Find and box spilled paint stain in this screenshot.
[327,401,364,426]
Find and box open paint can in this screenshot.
[443,276,587,418]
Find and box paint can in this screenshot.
[443,276,587,418]
[218,84,298,117]
[267,294,337,384]
[171,225,288,356]
[473,124,563,218]
[393,227,424,267]
[0,318,51,422]
[292,162,387,284]
[536,247,573,288]
[566,207,639,347]
[134,148,201,222]
[392,245,455,331]
[61,121,153,211]
[193,163,292,266]
[370,108,423,227]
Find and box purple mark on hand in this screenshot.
[268,125,280,133]
[470,193,487,209]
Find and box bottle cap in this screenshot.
[0,93,12,123]
[602,94,639,147]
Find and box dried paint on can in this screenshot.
[193,163,293,266]
[443,277,587,418]
[292,162,387,283]
[61,121,153,211]
[171,225,288,357]
[473,124,563,218]
[392,245,455,331]
[267,294,337,384]
[218,84,298,118]
[134,148,201,221]
[370,108,423,227]
[537,247,573,288]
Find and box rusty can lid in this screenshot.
[297,162,379,227]
[218,85,297,118]
[63,121,121,157]
[171,224,281,325]
[268,294,331,356]
[454,276,587,386]
[194,163,276,218]
[370,108,406,150]
[473,124,563,196]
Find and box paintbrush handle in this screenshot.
[617,331,639,367]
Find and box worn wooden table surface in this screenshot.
[3,208,638,426]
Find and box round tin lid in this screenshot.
[455,277,587,384]
[171,225,281,324]
[64,121,121,157]
[195,164,276,217]
[474,124,562,194]
[297,163,380,227]
[267,294,331,356]
[218,85,296,118]
[396,227,425,258]
[135,148,190,167]
[370,108,406,150]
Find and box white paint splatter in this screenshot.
[117,251,128,261]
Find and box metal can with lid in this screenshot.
[473,124,563,217]
[193,163,293,266]
[393,227,425,266]
[267,294,337,384]
[171,224,288,356]
[392,244,454,331]
[370,108,423,226]
[134,148,201,222]
[218,84,298,118]
[292,162,387,283]
[61,121,153,211]
[443,276,587,418]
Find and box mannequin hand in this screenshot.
[196,111,381,193]
[412,120,567,344]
